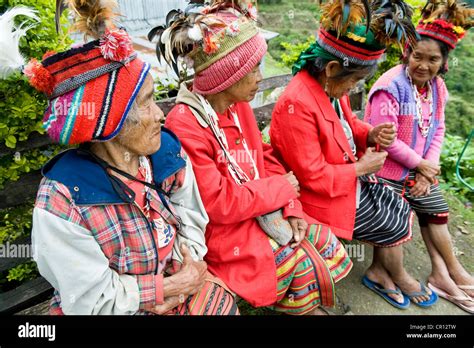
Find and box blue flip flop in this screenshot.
[362,276,410,309]
[401,281,439,308]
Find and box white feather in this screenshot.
[188,24,203,42]
[161,28,176,64]
[0,6,38,79]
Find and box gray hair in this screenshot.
[120,100,141,137]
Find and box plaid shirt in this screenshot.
[34,151,189,314]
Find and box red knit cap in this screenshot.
[24,29,150,145]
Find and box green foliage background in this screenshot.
[0,0,71,286]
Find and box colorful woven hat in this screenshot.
[416,0,473,50]
[294,0,419,73]
[149,0,266,95]
[0,0,150,145]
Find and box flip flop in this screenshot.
[401,281,438,308]
[457,284,474,292]
[428,283,474,314]
[362,276,410,309]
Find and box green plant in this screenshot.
[0,202,35,244]
[279,35,315,70]
[0,0,72,288]
[439,133,474,202]
[7,261,38,282]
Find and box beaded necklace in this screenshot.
[405,67,433,137]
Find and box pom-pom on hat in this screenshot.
[0,0,150,145]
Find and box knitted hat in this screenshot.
[0,1,150,145]
[149,0,266,95]
[294,0,419,73]
[416,0,473,50]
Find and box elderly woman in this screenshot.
[270,0,439,309]
[158,0,352,315]
[365,0,474,313]
[5,1,238,315]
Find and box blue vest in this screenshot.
[42,127,186,205]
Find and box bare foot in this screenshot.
[428,273,473,308]
[393,271,432,304]
[449,268,474,298]
[365,266,404,304]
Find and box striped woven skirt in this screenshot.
[169,277,240,315]
[269,224,352,315]
[380,171,449,225]
[352,175,414,248]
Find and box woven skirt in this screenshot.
[352,175,414,248]
[380,171,449,225]
[269,223,352,315]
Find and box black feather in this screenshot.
[55,0,67,33]
[362,0,371,33]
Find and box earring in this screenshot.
[324,80,329,93]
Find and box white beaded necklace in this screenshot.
[405,67,433,138]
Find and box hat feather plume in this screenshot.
[0,6,38,79]
[56,0,119,40]
[370,0,418,48]
[148,2,228,77]
[319,0,372,36]
[422,0,474,29]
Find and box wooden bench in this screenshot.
[0,74,365,314]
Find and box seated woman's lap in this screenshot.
[269,224,352,315]
[352,178,414,248]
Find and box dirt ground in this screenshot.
[333,215,473,315]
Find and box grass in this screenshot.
[262,52,290,78]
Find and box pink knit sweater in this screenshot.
[370,91,446,170]
[365,65,448,181]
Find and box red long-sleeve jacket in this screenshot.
[166,101,309,306]
[270,70,372,240]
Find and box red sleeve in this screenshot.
[166,112,298,225]
[271,98,357,199]
[263,140,304,219]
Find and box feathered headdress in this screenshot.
[0,6,38,79]
[55,0,120,39]
[312,0,418,67]
[148,0,259,77]
[417,0,473,49]
[370,0,419,48]
[319,0,372,36]
[318,0,418,49]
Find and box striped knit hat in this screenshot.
[23,1,150,145]
[150,0,266,95]
[416,0,473,50]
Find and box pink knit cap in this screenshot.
[192,11,267,95]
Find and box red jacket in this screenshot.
[166,101,309,306]
[270,70,372,240]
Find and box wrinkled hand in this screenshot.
[162,244,207,299]
[288,217,308,248]
[283,171,300,197]
[149,296,181,315]
[416,159,440,183]
[355,147,388,176]
[368,122,397,149]
[410,173,431,197]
